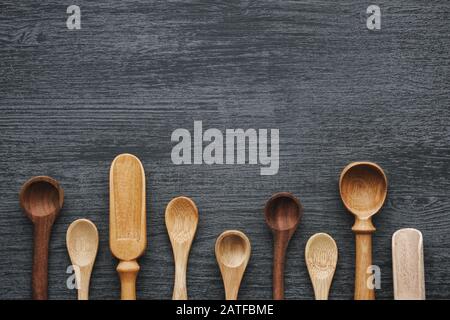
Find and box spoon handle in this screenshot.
[173,257,188,300]
[313,278,331,300]
[273,231,289,300]
[32,217,53,300]
[354,233,375,300]
[76,265,92,300]
[117,260,140,300]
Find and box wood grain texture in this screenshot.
[110,153,146,300]
[265,192,303,299]
[340,162,387,299]
[215,230,251,300]
[392,228,425,300]
[1,0,450,299]
[19,176,64,300]
[165,196,198,300]
[305,233,338,300]
[66,219,99,300]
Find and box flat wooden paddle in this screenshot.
[392,228,425,300]
[110,153,146,300]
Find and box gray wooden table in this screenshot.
[1,0,449,300]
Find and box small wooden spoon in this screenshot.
[264,192,303,300]
[305,233,338,300]
[392,228,425,300]
[339,162,387,300]
[110,153,147,300]
[215,230,251,300]
[165,196,199,300]
[19,176,64,300]
[66,219,99,300]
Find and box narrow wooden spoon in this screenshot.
[392,228,425,300]
[264,192,303,300]
[305,233,338,300]
[339,162,387,300]
[165,196,199,300]
[66,219,99,300]
[19,176,64,300]
[215,230,251,300]
[110,153,147,300]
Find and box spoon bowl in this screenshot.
[20,176,64,220]
[166,197,198,244]
[165,196,199,300]
[264,192,303,300]
[264,192,302,232]
[305,233,338,300]
[19,176,64,300]
[215,230,251,300]
[216,230,251,268]
[66,219,99,300]
[340,162,387,219]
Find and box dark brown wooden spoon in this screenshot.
[19,176,64,300]
[264,192,303,300]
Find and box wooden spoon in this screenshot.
[305,233,338,300]
[215,230,251,300]
[66,219,99,300]
[19,176,64,300]
[264,192,303,300]
[339,161,387,300]
[110,153,146,300]
[165,196,198,300]
[392,228,425,300]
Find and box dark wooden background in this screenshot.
[1,0,449,300]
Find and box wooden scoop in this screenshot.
[110,153,146,300]
[19,176,64,300]
[165,196,198,300]
[215,230,251,300]
[305,233,338,300]
[392,228,425,300]
[339,162,387,300]
[264,192,303,300]
[66,219,99,300]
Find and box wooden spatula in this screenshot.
[392,228,425,300]
[110,153,147,300]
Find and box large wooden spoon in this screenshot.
[215,230,251,300]
[66,219,99,300]
[339,161,387,300]
[165,196,198,300]
[264,192,303,300]
[110,153,147,300]
[392,228,425,300]
[19,176,64,300]
[305,233,338,300]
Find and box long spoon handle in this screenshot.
[117,260,140,300]
[273,231,289,300]
[32,218,53,300]
[173,256,188,300]
[354,233,375,300]
[76,266,92,300]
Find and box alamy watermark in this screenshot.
[171,121,279,176]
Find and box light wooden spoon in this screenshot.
[305,233,338,300]
[215,230,251,300]
[66,219,99,300]
[392,228,425,300]
[340,161,387,300]
[110,153,147,300]
[165,196,198,300]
